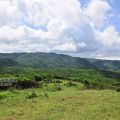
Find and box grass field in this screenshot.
[0,82,120,120]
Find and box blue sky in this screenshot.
[0,0,120,60]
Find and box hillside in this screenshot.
[0,52,120,70]
[0,53,95,68]
[87,58,120,70]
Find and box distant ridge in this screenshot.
[0,52,120,70]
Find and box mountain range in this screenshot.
[0,52,120,70]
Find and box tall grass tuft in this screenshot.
[0,93,7,100]
[26,91,38,99]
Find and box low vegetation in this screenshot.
[0,83,120,120]
[0,67,120,119]
[0,67,120,90]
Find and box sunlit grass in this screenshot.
[0,83,120,120]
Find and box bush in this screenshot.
[116,88,120,92]
[65,81,77,87]
[83,80,90,89]
[9,89,19,94]
[40,92,49,98]
[56,84,62,91]
[34,76,43,82]
[0,93,7,100]
[16,79,39,89]
[26,91,38,99]
[42,83,62,92]
[44,79,52,83]
[55,79,62,83]
[89,82,105,90]
[53,74,65,79]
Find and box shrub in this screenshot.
[83,80,90,88]
[89,82,105,90]
[0,93,7,100]
[40,92,49,98]
[42,83,62,92]
[55,79,62,83]
[16,78,39,89]
[53,74,65,79]
[26,91,38,99]
[56,84,62,91]
[9,89,19,94]
[44,79,52,83]
[34,76,43,82]
[65,81,77,87]
[116,88,120,92]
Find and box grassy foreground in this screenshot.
[0,85,120,120]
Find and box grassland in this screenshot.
[0,82,120,120]
[0,67,120,120]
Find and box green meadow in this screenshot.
[0,81,120,120]
[0,67,120,120]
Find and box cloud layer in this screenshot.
[0,0,120,60]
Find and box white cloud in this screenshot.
[97,26,120,45]
[77,42,87,48]
[85,0,111,28]
[0,0,119,59]
[24,0,85,27]
[0,0,22,27]
[52,39,77,52]
[0,26,26,42]
[0,0,91,53]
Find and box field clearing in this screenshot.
[0,86,120,120]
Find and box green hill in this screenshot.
[0,53,95,68]
[0,52,120,70]
[87,58,120,70]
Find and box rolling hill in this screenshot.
[0,52,119,70]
